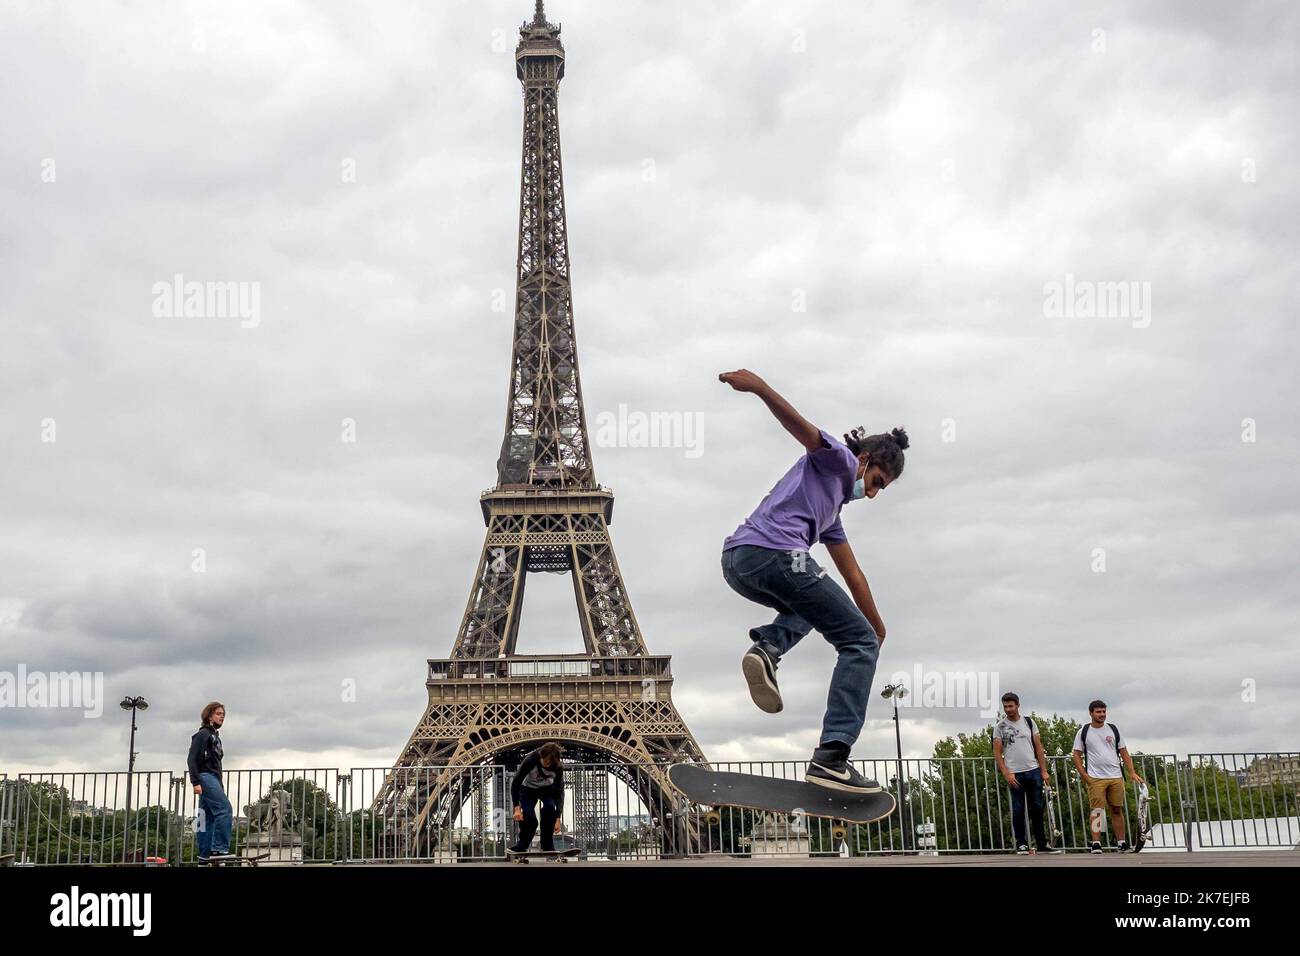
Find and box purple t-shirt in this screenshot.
[723,429,858,552]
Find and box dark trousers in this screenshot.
[1009,770,1047,849]
[515,790,560,852]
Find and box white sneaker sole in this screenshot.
[742,652,783,714]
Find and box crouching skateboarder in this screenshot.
[718,369,908,794]
[509,743,565,854]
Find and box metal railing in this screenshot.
[1,753,1295,864]
[685,755,1189,857]
[349,763,678,863]
[1184,753,1300,850]
[0,772,12,861]
[3,768,342,866]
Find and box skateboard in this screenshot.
[1042,785,1064,842]
[668,763,896,825]
[1132,781,1152,853]
[1019,783,1064,855]
[506,847,581,864]
[203,852,272,867]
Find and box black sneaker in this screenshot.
[507,843,530,854]
[806,746,881,794]
[741,645,783,714]
[1040,845,1064,854]
[1089,842,1103,854]
[1115,840,1131,853]
[1016,844,1030,855]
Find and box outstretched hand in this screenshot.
[718,369,767,394]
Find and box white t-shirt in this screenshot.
[1073,723,1122,779]
[994,716,1039,774]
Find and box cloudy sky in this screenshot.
[1,0,1297,777]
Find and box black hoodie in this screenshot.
[510,749,564,811]
[187,724,223,785]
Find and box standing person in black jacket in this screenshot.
[508,742,565,853]
[187,701,232,862]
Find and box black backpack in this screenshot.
[1079,722,1121,770]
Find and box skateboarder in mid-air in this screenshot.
[509,742,565,853]
[718,369,908,794]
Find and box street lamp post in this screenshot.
[881,682,910,853]
[120,696,148,863]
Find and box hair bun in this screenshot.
[890,427,910,450]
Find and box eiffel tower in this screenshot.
[374,1,705,856]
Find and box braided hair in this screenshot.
[843,426,910,480]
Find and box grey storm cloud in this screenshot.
[1,0,1297,774]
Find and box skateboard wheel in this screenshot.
[831,825,848,841]
[704,810,721,826]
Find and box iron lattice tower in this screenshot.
[570,767,610,851]
[375,1,704,856]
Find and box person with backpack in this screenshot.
[992,692,1058,854]
[187,701,233,863]
[508,742,565,854]
[1071,700,1144,853]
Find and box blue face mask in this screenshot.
[847,462,867,502]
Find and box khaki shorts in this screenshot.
[1087,777,1126,810]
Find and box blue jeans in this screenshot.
[722,545,880,747]
[1008,769,1047,849]
[196,772,232,857]
[515,791,560,852]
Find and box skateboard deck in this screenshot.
[1043,785,1063,842]
[669,763,896,824]
[507,847,581,864]
[1132,782,1152,853]
[204,852,272,867]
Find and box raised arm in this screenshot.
[718,369,821,452]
